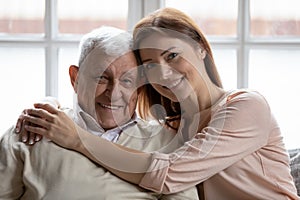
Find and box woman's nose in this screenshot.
[159,65,173,80]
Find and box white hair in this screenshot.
[78,26,133,67]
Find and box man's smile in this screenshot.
[98,103,123,110]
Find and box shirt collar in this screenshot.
[72,94,138,142]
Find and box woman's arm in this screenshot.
[21,91,272,194]
[22,103,152,184]
[74,128,150,184]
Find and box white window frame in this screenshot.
[1,0,300,147]
[148,0,300,90]
[1,0,299,101]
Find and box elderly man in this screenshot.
[0,26,197,199]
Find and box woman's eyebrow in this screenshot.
[141,58,151,63]
[160,47,176,56]
[141,46,177,63]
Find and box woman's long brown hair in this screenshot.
[134,7,223,130]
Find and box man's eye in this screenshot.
[96,76,108,84]
[166,52,178,61]
[121,78,135,88]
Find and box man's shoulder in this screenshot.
[0,125,32,162]
[1,125,19,144]
[117,118,182,152]
[134,118,174,137]
[61,107,74,117]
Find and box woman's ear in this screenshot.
[69,65,79,92]
[199,49,207,60]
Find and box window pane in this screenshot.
[213,49,237,89]
[165,0,238,36]
[58,48,79,108]
[249,50,300,149]
[0,48,45,136]
[0,0,44,34]
[58,0,128,34]
[250,0,300,37]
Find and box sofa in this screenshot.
[289,148,300,196]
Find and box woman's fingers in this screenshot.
[23,114,50,130]
[15,105,52,145]
[20,119,29,142]
[34,103,59,114]
[19,117,44,144]
[15,110,27,133]
[25,108,54,122]
[15,102,58,133]
[25,124,47,136]
[35,134,43,142]
[15,117,22,133]
[28,132,37,145]
[27,132,43,145]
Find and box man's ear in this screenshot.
[69,65,79,92]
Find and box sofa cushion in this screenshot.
[288,148,300,196]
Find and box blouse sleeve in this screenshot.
[139,91,273,194]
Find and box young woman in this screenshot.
[16,8,299,199]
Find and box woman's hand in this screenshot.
[15,109,43,145]
[22,103,81,150]
[15,96,61,145]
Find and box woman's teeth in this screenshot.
[169,78,182,89]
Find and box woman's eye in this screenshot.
[166,52,178,61]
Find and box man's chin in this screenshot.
[96,110,132,129]
[98,118,130,130]
[99,120,118,130]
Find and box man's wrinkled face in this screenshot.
[75,49,138,130]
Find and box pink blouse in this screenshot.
[139,89,299,199]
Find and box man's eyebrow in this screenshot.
[122,69,138,77]
[141,46,176,63]
[93,67,109,76]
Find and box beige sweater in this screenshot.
[140,89,299,200]
[0,118,198,199]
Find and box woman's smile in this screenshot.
[166,77,184,89]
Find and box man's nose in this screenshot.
[105,81,122,100]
